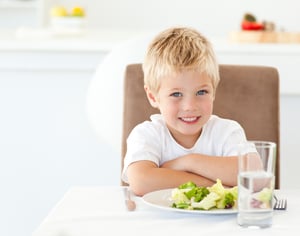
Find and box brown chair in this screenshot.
[121,63,280,188]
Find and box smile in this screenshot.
[180,116,200,123]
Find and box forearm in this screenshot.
[190,154,238,186]
[162,154,238,187]
[127,161,214,196]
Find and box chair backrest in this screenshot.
[121,63,280,188]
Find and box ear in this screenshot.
[144,86,159,108]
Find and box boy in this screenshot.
[122,27,251,196]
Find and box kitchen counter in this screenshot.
[0,28,300,95]
[1,28,300,52]
[1,28,300,94]
[0,28,152,52]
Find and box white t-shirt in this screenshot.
[122,114,252,183]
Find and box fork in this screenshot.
[273,195,287,210]
[123,187,136,211]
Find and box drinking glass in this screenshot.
[237,141,276,228]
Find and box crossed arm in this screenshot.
[127,153,238,196]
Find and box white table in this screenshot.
[32,186,299,236]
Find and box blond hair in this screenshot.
[143,27,220,94]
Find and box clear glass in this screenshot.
[237,141,276,228]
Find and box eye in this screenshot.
[170,92,182,97]
[196,90,208,95]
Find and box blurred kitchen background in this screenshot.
[1,0,300,235]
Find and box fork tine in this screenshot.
[282,199,287,210]
[274,198,287,210]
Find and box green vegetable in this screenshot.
[243,13,257,22]
[171,179,238,211]
[191,192,220,210]
[185,187,209,202]
[171,181,209,209]
[172,202,190,209]
[178,181,197,189]
[255,187,272,204]
[217,192,235,209]
[207,178,226,196]
[207,179,238,209]
[171,188,190,206]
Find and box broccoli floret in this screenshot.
[194,187,209,202]
[229,186,238,200]
[208,179,238,209]
[224,192,235,208]
[217,192,235,209]
[178,181,197,189]
[207,179,225,196]
[171,188,190,204]
[185,187,209,202]
[191,192,220,210]
[172,202,190,209]
[178,181,209,202]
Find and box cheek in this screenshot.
[200,98,214,112]
[158,100,178,116]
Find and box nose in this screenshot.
[181,96,198,111]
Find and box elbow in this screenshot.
[128,182,151,196]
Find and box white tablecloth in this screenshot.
[32,186,299,236]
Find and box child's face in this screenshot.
[150,70,214,147]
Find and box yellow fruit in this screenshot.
[50,6,68,17]
[71,6,85,17]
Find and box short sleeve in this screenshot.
[121,121,162,183]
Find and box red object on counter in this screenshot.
[241,21,264,31]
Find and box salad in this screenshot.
[170,179,238,210]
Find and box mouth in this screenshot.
[179,116,200,124]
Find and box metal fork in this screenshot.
[273,195,287,210]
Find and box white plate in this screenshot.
[142,188,237,214]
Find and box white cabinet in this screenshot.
[0,0,37,8]
[0,0,40,28]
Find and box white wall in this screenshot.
[0,68,120,236]
[5,0,300,36]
